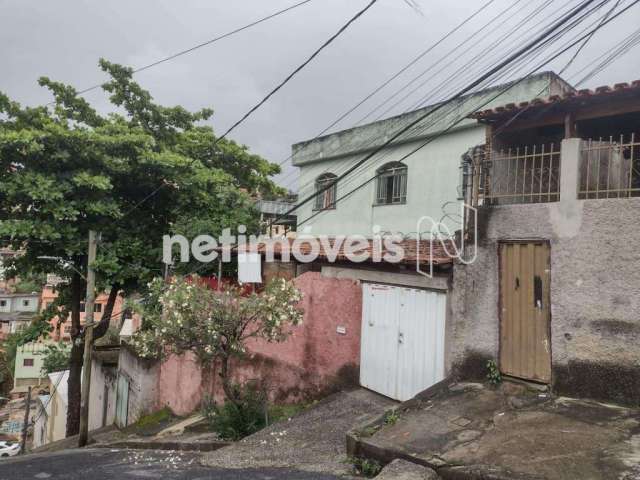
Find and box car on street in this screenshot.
[0,441,20,458]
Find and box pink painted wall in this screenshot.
[157,272,362,415]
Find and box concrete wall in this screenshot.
[157,272,363,414]
[88,359,117,431]
[292,73,571,237]
[451,140,640,404]
[118,346,159,425]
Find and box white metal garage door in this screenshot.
[360,283,446,401]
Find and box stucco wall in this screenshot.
[88,360,117,431]
[157,272,363,415]
[292,73,569,237]
[119,347,159,425]
[451,198,640,404]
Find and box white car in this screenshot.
[0,441,20,458]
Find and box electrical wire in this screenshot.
[294,0,640,229]
[118,0,380,220]
[286,0,601,198]
[54,0,316,101]
[279,0,566,191]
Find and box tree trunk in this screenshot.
[66,272,83,437]
[93,284,119,341]
[219,354,240,407]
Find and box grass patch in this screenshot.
[268,403,309,423]
[135,407,173,429]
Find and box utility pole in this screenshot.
[78,230,98,447]
[20,386,31,454]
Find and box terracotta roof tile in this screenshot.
[239,237,455,266]
[469,79,640,120]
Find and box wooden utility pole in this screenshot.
[78,230,98,447]
[20,386,32,454]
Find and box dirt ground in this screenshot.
[203,388,396,476]
[360,382,640,480]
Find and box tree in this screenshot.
[41,343,71,375]
[0,59,283,435]
[131,277,303,407]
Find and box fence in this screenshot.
[579,134,640,199]
[481,143,561,205]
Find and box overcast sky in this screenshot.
[1,0,638,190]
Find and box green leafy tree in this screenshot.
[0,59,283,435]
[41,343,71,375]
[131,277,303,408]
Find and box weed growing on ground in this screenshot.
[346,456,382,477]
[486,359,502,385]
[383,409,400,426]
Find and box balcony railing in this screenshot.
[578,134,640,199]
[481,143,561,205]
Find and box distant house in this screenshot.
[10,342,50,397]
[255,198,297,237]
[0,292,40,340]
[41,283,124,341]
[30,370,72,448]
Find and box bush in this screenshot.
[202,383,268,441]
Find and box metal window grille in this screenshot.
[579,133,640,199]
[314,174,337,210]
[482,143,561,205]
[376,164,407,205]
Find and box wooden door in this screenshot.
[500,242,551,383]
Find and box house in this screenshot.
[32,394,50,449]
[256,198,297,237]
[451,80,640,405]
[10,342,50,397]
[0,292,40,340]
[291,71,572,237]
[41,284,124,341]
[155,73,580,411]
[40,370,68,445]
[153,74,640,415]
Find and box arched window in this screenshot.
[376,162,407,205]
[314,173,337,210]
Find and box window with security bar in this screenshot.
[375,162,407,205]
[314,173,337,210]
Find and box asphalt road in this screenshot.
[0,449,344,480]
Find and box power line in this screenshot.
[295,0,639,229]
[278,0,547,190]
[270,0,604,228]
[217,0,380,142]
[119,0,379,220]
[292,0,612,196]
[62,0,315,100]
[273,0,498,170]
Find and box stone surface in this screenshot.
[360,383,640,480]
[204,388,396,475]
[376,459,439,480]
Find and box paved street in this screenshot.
[0,449,344,480]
